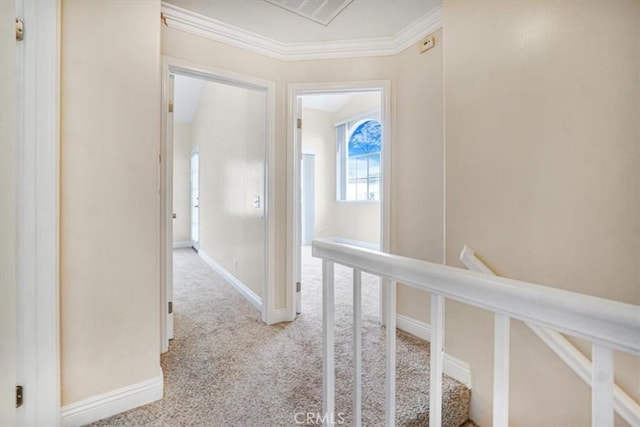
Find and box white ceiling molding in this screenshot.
[161,2,442,62]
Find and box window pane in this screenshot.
[368,177,380,200]
[368,153,380,177]
[341,118,382,202]
[356,157,367,180]
[348,158,357,180]
[348,120,381,156]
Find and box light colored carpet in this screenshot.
[91,247,470,426]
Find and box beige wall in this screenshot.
[191,81,267,298]
[392,29,445,323]
[173,122,192,243]
[60,0,162,405]
[162,26,398,309]
[162,24,445,315]
[444,1,640,425]
[54,1,639,422]
[302,93,382,245]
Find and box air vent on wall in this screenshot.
[263,0,353,26]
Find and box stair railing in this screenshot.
[312,237,640,427]
[459,246,640,427]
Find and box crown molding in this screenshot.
[161,3,442,61]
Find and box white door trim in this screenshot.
[15,0,61,424]
[160,56,278,343]
[286,81,392,321]
[1,2,19,425]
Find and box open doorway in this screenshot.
[189,148,199,250]
[161,58,277,353]
[289,83,391,321]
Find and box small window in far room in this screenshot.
[336,115,382,201]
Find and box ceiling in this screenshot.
[301,93,356,112]
[163,0,441,44]
[168,1,442,100]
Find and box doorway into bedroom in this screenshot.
[161,64,275,352]
[295,88,386,321]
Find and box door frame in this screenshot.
[9,0,61,424]
[160,56,278,352]
[286,81,392,321]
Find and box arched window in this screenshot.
[336,115,382,201]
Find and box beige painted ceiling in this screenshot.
[162,0,441,43]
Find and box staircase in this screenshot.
[314,237,639,427]
[303,245,471,427]
[393,332,470,427]
[328,327,471,426]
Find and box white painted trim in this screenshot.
[161,3,442,61]
[172,241,192,249]
[160,56,173,353]
[61,375,163,427]
[268,308,291,324]
[322,260,335,427]
[459,245,640,427]
[396,314,472,388]
[493,314,511,427]
[0,2,19,425]
[314,238,640,354]
[198,250,263,312]
[287,81,391,323]
[385,280,397,426]
[15,0,61,425]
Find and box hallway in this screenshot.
[92,248,469,426]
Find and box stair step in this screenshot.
[331,329,471,427]
[396,331,470,427]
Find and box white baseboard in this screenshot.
[172,240,192,248]
[61,374,163,427]
[198,249,263,311]
[396,314,472,388]
[396,313,432,341]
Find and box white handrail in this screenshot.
[459,245,640,427]
[313,237,640,427]
[314,238,640,355]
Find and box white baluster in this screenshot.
[353,269,362,427]
[429,294,444,427]
[385,279,397,427]
[323,260,335,427]
[592,344,614,427]
[493,314,510,427]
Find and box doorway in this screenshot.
[288,82,391,321]
[190,148,200,250]
[161,57,278,353]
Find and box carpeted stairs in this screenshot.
[91,247,471,426]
